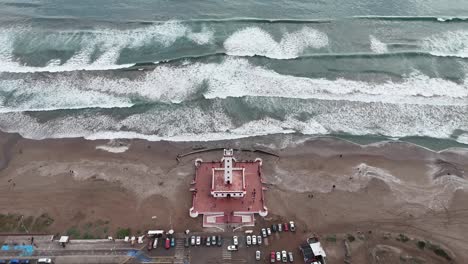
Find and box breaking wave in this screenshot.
[370,35,388,54]
[0,95,466,144]
[0,22,214,73]
[1,58,467,112]
[224,27,328,59]
[422,30,468,58]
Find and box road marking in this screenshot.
[222,246,232,261]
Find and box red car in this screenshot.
[165,238,170,249]
[270,251,276,263]
[283,223,289,231]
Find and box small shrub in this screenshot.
[82,233,95,239]
[116,227,131,239]
[325,235,337,242]
[417,241,426,250]
[396,233,409,242]
[66,226,80,238]
[347,234,355,242]
[433,248,451,261]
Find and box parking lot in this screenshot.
[142,222,303,264]
[0,222,304,264]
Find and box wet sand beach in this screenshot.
[0,132,467,263]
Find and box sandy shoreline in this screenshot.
[1,131,467,263]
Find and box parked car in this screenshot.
[252,235,257,245]
[196,236,201,246]
[147,237,153,251]
[289,221,296,232]
[191,236,196,246]
[217,236,223,247]
[261,228,267,237]
[19,261,30,264]
[212,235,217,245]
[278,223,283,232]
[272,224,277,232]
[0,260,6,264]
[206,236,211,246]
[227,245,238,251]
[283,223,289,232]
[257,235,262,245]
[282,251,287,262]
[233,236,239,246]
[267,227,272,236]
[288,252,294,262]
[171,237,176,247]
[270,251,276,263]
[246,235,252,246]
[184,237,189,248]
[256,250,261,261]
[153,238,158,249]
[38,258,52,264]
[165,238,170,249]
[276,252,281,261]
[9,260,19,264]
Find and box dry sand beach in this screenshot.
[1,132,468,263]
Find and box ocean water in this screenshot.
[0,0,468,147]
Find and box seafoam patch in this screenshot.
[96,145,129,153]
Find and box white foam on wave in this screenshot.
[0,78,133,112]
[2,58,467,113]
[457,134,468,145]
[422,30,468,58]
[0,22,214,73]
[224,27,328,59]
[0,90,467,145]
[370,35,388,54]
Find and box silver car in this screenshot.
[196,236,201,246]
[256,250,261,261]
[281,251,287,263]
[257,235,262,245]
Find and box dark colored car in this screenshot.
[19,261,30,264]
[0,260,6,264]
[206,236,211,246]
[272,224,277,232]
[147,237,153,251]
[217,235,222,247]
[184,237,190,248]
[9,260,19,264]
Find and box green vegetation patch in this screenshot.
[417,240,426,250]
[0,213,54,233]
[66,226,81,238]
[116,227,131,239]
[433,247,451,261]
[396,233,409,242]
[325,234,337,242]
